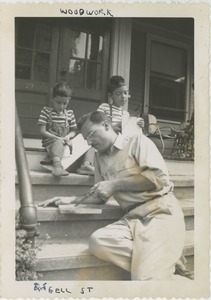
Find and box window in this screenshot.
[57,19,110,101]
[15,21,52,82]
[145,35,191,122]
[15,18,111,137]
[67,31,103,90]
[149,72,186,121]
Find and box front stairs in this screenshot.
[16,155,194,280]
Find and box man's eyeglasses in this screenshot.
[85,124,103,142]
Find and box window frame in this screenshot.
[57,20,111,102]
[144,33,192,123]
[67,32,103,92]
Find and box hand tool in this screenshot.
[75,190,96,206]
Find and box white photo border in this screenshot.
[0,2,210,298]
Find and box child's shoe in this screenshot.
[52,161,69,177]
[40,155,53,165]
[40,160,53,166]
[77,161,95,175]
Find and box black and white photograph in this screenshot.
[0,2,210,299]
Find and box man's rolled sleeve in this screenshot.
[132,134,171,192]
[141,168,167,191]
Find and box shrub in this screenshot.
[15,213,42,281]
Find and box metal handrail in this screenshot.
[15,108,37,238]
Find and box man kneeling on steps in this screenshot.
[39,111,192,281]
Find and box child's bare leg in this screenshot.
[47,139,69,176]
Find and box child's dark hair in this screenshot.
[107,75,126,94]
[53,81,72,98]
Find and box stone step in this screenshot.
[23,135,90,172]
[23,138,194,171]
[35,199,194,239]
[171,175,194,199]
[15,172,93,202]
[15,171,194,203]
[35,230,194,280]
[25,150,84,173]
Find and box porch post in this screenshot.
[109,19,132,110]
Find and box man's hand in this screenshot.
[91,181,115,202]
[38,196,77,208]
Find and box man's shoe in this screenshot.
[175,256,194,280]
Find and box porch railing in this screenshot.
[15,108,37,238]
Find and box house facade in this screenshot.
[15,17,194,138]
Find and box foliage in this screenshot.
[15,213,42,281]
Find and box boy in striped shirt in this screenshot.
[97,75,144,133]
[38,81,77,176]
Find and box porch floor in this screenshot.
[23,138,194,177]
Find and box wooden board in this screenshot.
[122,115,143,138]
[59,204,102,214]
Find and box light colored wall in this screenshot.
[109,19,132,110]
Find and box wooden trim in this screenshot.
[147,32,192,51]
[185,46,192,122]
[148,105,187,113]
[157,119,181,125]
[109,19,119,76]
[109,19,132,110]
[143,34,151,114]
[132,19,193,44]
[101,28,111,102]
[84,32,89,87]
[109,19,132,82]
[57,24,72,79]
[49,24,60,101]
